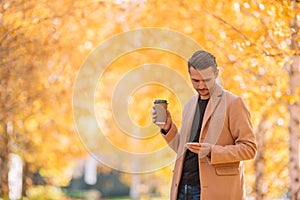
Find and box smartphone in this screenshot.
[186,142,198,145]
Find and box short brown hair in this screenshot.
[188,50,217,71]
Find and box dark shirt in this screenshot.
[179,97,209,186]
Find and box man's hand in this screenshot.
[151,107,172,131]
[198,143,213,158]
[185,142,213,158]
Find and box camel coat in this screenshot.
[162,84,257,200]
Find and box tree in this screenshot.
[1,0,299,199]
[288,1,300,199]
[198,1,299,198]
[0,0,89,196]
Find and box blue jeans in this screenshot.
[177,184,201,200]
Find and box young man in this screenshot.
[152,50,257,200]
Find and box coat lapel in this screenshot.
[200,84,225,144]
[183,94,199,144]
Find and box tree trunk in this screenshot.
[289,1,300,199]
[0,122,10,199]
[288,55,300,200]
[22,162,30,198]
[130,173,141,200]
[255,115,267,200]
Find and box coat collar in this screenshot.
[201,84,226,144]
[183,84,224,145]
[201,84,224,130]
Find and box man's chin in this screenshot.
[198,90,209,96]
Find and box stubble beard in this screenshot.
[198,89,210,98]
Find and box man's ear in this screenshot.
[215,68,219,77]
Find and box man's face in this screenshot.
[189,66,218,99]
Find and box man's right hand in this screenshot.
[151,106,172,132]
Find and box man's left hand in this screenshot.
[185,142,213,158]
[198,143,213,158]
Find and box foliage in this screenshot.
[26,186,66,200]
[0,0,299,199]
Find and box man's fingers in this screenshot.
[151,107,156,115]
[186,144,201,154]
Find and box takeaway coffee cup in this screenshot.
[154,100,168,126]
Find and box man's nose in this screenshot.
[198,81,206,88]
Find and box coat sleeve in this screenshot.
[161,96,197,153]
[210,97,257,165]
[161,123,180,153]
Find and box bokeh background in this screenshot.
[1,0,300,199]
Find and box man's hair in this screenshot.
[188,50,217,71]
